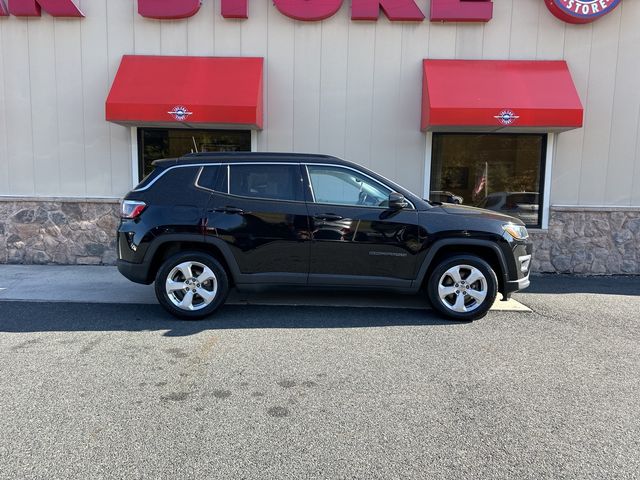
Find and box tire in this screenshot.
[154,251,229,320]
[426,254,498,321]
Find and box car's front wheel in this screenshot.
[427,255,497,321]
[154,252,229,320]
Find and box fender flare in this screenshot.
[142,234,242,283]
[413,238,510,289]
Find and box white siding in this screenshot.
[0,0,638,205]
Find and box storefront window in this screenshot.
[137,128,251,179]
[430,133,546,227]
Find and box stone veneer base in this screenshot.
[530,206,640,275]
[1,199,639,274]
[0,198,120,266]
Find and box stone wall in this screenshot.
[530,207,640,275]
[1,199,639,274]
[0,198,119,266]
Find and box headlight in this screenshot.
[503,224,529,240]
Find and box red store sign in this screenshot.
[0,0,623,24]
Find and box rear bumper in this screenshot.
[117,259,152,285]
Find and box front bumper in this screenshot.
[505,273,530,294]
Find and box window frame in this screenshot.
[304,163,415,210]
[429,132,548,229]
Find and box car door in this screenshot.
[304,163,421,288]
[201,162,311,285]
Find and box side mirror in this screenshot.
[389,192,408,210]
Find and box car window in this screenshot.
[197,165,221,191]
[229,164,303,202]
[307,165,392,207]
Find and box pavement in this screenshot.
[0,267,638,479]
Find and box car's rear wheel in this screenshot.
[154,251,229,320]
[427,255,497,321]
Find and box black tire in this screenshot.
[154,251,229,320]
[426,254,498,321]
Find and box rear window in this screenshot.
[229,164,303,202]
[134,168,165,191]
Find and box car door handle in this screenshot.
[313,214,344,222]
[210,206,244,214]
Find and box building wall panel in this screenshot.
[551,23,593,205]
[55,19,86,196]
[2,20,35,195]
[395,24,429,194]
[80,0,112,198]
[317,9,349,159]
[0,0,637,207]
[578,9,621,206]
[106,0,134,194]
[292,22,322,153]
[604,1,640,206]
[28,17,60,196]
[0,21,8,195]
[344,22,376,170]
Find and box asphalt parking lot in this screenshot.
[0,274,638,479]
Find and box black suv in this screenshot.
[117,153,532,321]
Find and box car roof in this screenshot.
[152,152,353,168]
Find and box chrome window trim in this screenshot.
[304,163,416,210]
[304,165,317,203]
[136,161,300,193]
[194,166,208,192]
[135,161,415,211]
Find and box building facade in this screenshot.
[0,0,639,274]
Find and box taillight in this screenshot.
[121,200,147,219]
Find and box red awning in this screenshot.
[106,55,263,129]
[422,60,583,132]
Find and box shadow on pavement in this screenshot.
[524,274,640,296]
[0,302,464,337]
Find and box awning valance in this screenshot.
[106,55,263,129]
[421,59,583,132]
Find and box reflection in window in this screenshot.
[307,166,392,207]
[137,128,251,179]
[430,134,545,227]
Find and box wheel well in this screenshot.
[148,241,234,285]
[423,245,505,294]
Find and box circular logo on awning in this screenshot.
[494,110,520,126]
[168,106,193,121]
[544,0,622,24]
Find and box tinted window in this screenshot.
[307,165,392,207]
[197,166,220,191]
[229,164,303,202]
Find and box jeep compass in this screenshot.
[117,153,532,321]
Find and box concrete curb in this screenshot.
[0,265,531,312]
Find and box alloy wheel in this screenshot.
[165,261,218,311]
[437,264,488,313]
